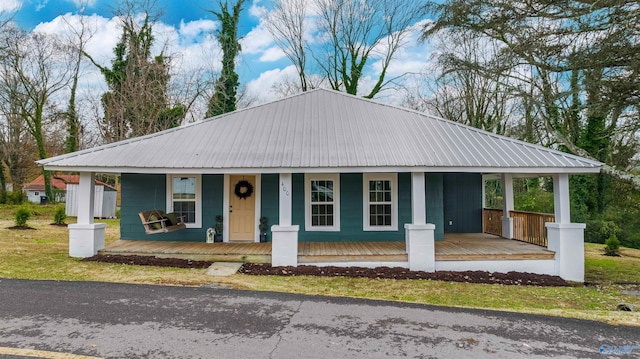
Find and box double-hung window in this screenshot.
[305,173,340,231]
[363,173,397,231]
[167,174,202,228]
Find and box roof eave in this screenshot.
[40,164,603,175]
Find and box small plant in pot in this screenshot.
[214,215,223,242]
[259,216,268,242]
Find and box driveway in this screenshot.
[0,279,638,358]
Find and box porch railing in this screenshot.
[483,208,555,247]
[483,208,503,236]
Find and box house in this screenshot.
[23,174,117,218]
[37,89,602,281]
[24,175,69,203]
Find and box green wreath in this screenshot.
[234,180,254,200]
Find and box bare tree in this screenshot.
[60,6,95,153]
[1,26,72,199]
[264,0,426,98]
[422,0,640,219]
[0,28,35,195]
[409,31,520,136]
[265,0,310,92]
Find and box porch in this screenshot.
[99,233,555,265]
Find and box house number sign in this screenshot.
[280,181,290,197]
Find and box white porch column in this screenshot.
[407,172,427,253]
[501,173,514,239]
[272,173,299,266]
[546,223,585,282]
[553,174,571,224]
[411,172,426,225]
[546,173,585,282]
[406,224,436,272]
[68,172,106,258]
[405,172,435,272]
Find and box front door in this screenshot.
[229,175,256,241]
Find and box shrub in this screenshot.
[115,208,121,219]
[7,191,26,205]
[53,206,66,225]
[585,220,620,244]
[604,234,621,256]
[15,206,31,227]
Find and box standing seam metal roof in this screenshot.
[38,88,602,173]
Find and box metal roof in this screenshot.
[38,89,602,174]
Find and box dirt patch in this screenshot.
[84,254,569,286]
[49,223,68,227]
[7,226,36,230]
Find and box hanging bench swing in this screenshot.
[138,209,187,235]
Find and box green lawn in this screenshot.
[1,204,639,326]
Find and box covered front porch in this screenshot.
[99,233,555,265]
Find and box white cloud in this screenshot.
[259,46,285,62]
[35,0,48,12]
[246,65,299,102]
[249,0,267,18]
[178,19,217,44]
[240,20,274,58]
[0,0,21,12]
[67,0,96,8]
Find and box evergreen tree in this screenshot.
[85,13,184,141]
[206,0,245,117]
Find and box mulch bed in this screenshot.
[83,254,569,286]
[7,226,36,230]
[240,263,569,286]
[83,254,212,269]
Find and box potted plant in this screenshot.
[214,215,223,242]
[259,216,268,242]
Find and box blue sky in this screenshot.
[5,0,432,118]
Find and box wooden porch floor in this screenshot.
[99,233,555,263]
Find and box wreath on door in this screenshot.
[234,180,254,200]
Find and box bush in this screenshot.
[6,191,26,205]
[15,206,31,227]
[604,235,621,256]
[53,206,66,225]
[585,220,620,244]
[115,208,121,219]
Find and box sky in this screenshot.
[6,0,433,120]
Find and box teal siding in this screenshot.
[260,174,280,240]
[120,173,224,241]
[443,173,483,233]
[202,175,224,235]
[120,171,481,242]
[120,173,166,240]
[426,173,445,240]
[293,173,410,242]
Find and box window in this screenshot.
[305,173,340,231]
[363,173,397,231]
[167,175,201,228]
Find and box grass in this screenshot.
[1,204,639,326]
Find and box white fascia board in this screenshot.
[41,165,603,175]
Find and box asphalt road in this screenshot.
[0,278,638,358]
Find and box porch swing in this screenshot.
[137,180,187,235]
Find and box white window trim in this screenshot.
[305,173,340,232]
[363,173,398,231]
[166,174,202,228]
